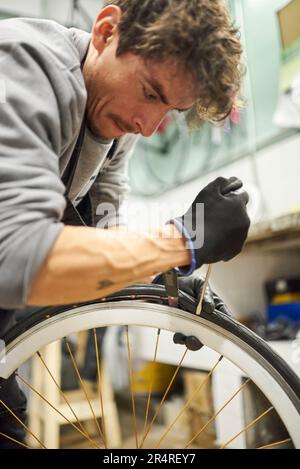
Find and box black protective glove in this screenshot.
[177,274,232,316]
[153,273,232,316]
[171,177,250,269]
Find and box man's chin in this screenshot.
[86,122,111,141]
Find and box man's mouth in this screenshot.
[113,117,138,135]
[112,118,127,135]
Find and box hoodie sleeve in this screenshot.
[0,40,67,308]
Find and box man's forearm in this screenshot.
[27,224,190,306]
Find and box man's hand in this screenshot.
[153,272,232,316]
[171,176,250,269]
[177,274,232,316]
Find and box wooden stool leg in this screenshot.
[27,353,43,447]
[43,412,60,449]
[42,341,62,449]
[102,360,122,448]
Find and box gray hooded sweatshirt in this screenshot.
[0,17,139,313]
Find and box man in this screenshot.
[0,0,250,447]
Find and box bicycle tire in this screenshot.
[0,284,299,447]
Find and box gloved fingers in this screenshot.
[201,287,215,314]
[213,293,233,316]
[229,190,249,206]
[177,275,202,298]
[220,176,249,207]
[177,276,215,314]
[153,273,203,299]
[220,176,243,195]
[215,176,249,209]
[202,176,228,194]
[192,280,215,314]
[216,302,232,316]
[152,273,230,317]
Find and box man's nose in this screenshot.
[133,111,167,137]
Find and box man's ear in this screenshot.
[92,5,122,52]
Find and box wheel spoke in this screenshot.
[155,355,223,449]
[139,347,188,449]
[16,373,100,449]
[0,398,46,449]
[257,438,292,450]
[220,406,274,449]
[64,337,105,446]
[185,378,251,448]
[37,350,95,445]
[0,430,33,449]
[125,325,139,449]
[143,329,161,436]
[93,329,107,449]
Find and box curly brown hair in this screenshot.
[105,0,243,128]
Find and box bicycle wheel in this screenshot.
[0,284,299,449]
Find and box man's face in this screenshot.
[83,27,197,140]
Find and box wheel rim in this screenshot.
[1,301,299,448]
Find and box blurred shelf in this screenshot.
[246,212,300,252]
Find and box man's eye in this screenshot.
[144,88,158,102]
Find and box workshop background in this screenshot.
[0,0,299,450]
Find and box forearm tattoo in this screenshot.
[97,279,114,290]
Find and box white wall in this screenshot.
[129,132,300,320]
[0,0,104,24]
[0,0,43,17]
[141,132,300,223]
